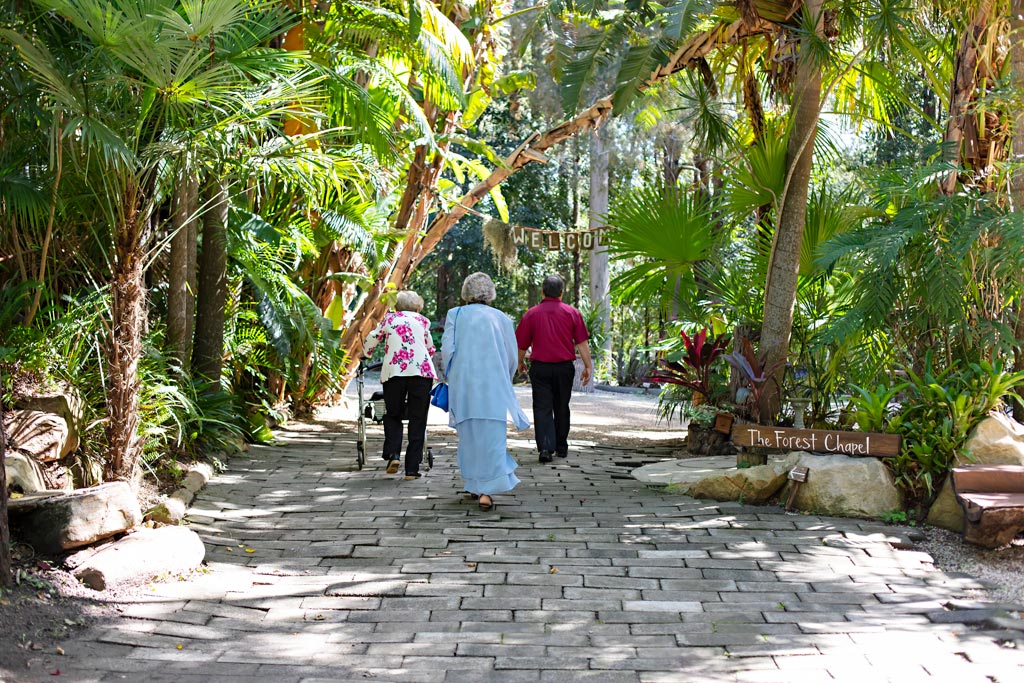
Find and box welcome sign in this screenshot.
[511,226,609,251]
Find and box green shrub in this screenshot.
[889,355,1024,504]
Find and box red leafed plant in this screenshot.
[650,328,731,400]
[723,337,787,422]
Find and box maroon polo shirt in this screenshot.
[515,297,589,363]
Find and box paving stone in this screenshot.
[41,416,1018,683]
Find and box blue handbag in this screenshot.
[430,309,459,412]
[429,382,449,411]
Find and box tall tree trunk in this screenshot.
[0,380,11,589]
[166,169,198,373]
[192,176,229,384]
[1011,0,1024,421]
[186,189,198,350]
[571,136,583,306]
[589,123,612,358]
[105,185,150,482]
[939,0,995,194]
[758,0,825,424]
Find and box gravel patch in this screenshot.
[916,526,1024,605]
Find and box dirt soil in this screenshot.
[0,544,124,677]
[0,484,161,678]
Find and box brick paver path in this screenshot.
[40,422,1024,682]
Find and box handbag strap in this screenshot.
[444,308,460,378]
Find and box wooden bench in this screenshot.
[951,465,1024,548]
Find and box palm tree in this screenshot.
[3,0,305,481]
[758,0,826,421]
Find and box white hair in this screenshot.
[395,290,424,312]
[461,272,496,304]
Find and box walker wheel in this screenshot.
[356,443,365,470]
[427,447,434,470]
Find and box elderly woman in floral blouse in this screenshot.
[363,290,437,479]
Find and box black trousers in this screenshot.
[381,375,433,474]
[529,360,575,455]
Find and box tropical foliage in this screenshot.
[2,0,1024,526]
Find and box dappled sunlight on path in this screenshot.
[18,397,1024,682]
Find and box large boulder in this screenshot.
[927,412,1024,531]
[4,452,47,493]
[73,526,206,590]
[687,453,800,504]
[4,409,71,461]
[781,453,902,519]
[16,386,83,455]
[7,482,142,555]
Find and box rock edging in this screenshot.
[144,462,215,525]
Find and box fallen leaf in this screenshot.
[31,642,43,651]
[549,568,559,574]
[313,614,325,621]
[10,492,23,499]
[49,669,60,676]
[466,563,477,568]
[176,644,183,650]
[245,548,255,554]
[225,547,233,552]
[55,647,64,656]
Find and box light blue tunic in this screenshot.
[441,304,530,494]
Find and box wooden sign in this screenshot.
[512,226,608,252]
[730,424,901,457]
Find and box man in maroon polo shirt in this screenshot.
[515,274,593,463]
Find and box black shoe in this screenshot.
[555,451,568,458]
[539,450,553,463]
[386,456,400,474]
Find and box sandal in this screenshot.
[478,495,494,512]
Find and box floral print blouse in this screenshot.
[364,311,438,383]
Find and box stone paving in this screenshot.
[20,416,1024,682]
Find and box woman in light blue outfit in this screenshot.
[442,272,530,511]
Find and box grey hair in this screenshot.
[461,272,496,304]
[395,290,425,312]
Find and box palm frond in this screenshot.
[605,183,721,306]
[560,19,631,114]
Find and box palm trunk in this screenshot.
[192,176,229,383]
[105,188,149,482]
[757,0,825,424]
[939,0,995,194]
[166,168,198,373]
